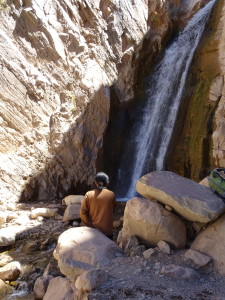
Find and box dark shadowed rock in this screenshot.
[136,171,225,223]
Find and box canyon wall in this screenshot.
[0,0,208,205]
[167,0,225,181]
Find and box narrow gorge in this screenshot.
[1,0,225,299]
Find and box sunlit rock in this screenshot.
[136,171,225,223]
[117,197,186,249]
[0,254,13,267]
[53,227,124,280]
[184,249,211,267]
[0,227,18,246]
[30,208,58,219]
[0,261,21,281]
[199,176,210,187]
[62,195,84,206]
[0,212,7,227]
[157,240,171,254]
[33,275,53,300]
[75,268,108,292]
[43,276,74,300]
[191,214,225,275]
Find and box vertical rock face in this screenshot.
[167,0,225,181]
[0,0,206,204]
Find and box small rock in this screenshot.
[72,221,79,227]
[184,249,211,267]
[143,248,155,259]
[113,220,122,229]
[0,227,18,246]
[33,275,53,299]
[160,264,200,282]
[124,235,139,256]
[62,195,84,206]
[165,205,173,211]
[7,212,18,221]
[0,212,7,226]
[54,213,63,221]
[130,245,146,257]
[43,276,74,300]
[75,268,108,292]
[0,255,13,267]
[30,208,58,219]
[157,240,171,254]
[0,261,21,281]
[62,203,81,222]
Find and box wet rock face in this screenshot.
[166,0,225,180]
[0,1,204,204]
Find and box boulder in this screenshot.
[75,268,108,292]
[43,276,74,300]
[62,203,81,222]
[0,261,21,281]
[136,171,225,223]
[191,214,225,275]
[62,195,84,206]
[117,197,186,249]
[184,249,211,267]
[53,227,124,280]
[30,208,58,219]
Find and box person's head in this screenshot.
[94,172,109,190]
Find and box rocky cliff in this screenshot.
[167,0,225,180]
[0,0,209,205]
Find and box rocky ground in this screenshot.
[88,248,225,300]
[1,202,225,300]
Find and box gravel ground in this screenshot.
[88,249,225,300]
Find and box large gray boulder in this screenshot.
[136,171,225,223]
[53,227,123,280]
[117,197,186,249]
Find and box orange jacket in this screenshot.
[80,188,116,236]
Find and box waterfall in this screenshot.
[116,0,216,201]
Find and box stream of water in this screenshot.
[116,0,217,201]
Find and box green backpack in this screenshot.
[208,168,225,198]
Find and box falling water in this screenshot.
[116,0,217,201]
